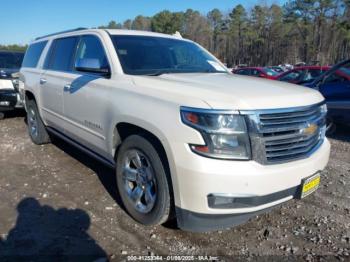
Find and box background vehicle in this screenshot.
[0,50,24,119]
[276,66,330,84]
[268,66,285,73]
[232,67,278,79]
[303,59,350,133]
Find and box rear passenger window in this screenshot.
[46,37,78,72]
[74,35,109,70]
[22,41,47,68]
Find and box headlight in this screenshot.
[180,107,251,160]
[12,79,19,91]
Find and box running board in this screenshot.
[47,127,115,169]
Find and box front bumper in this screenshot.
[172,138,330,232]
[0,90,18,112]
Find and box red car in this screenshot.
[232,67,278,80]
[276,66,330,84]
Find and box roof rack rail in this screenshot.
[35,27,88,40]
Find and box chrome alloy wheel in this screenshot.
[28,108,38,138]
[122,149,157,214]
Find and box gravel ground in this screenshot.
[0,111,349,261]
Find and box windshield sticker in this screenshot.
[207,61,226,72]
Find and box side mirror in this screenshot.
[75,58,110,75]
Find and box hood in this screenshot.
[132,73,324,110]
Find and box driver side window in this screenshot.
[324,73,347,84]
[75,35,109,71]
[280,70,302,81]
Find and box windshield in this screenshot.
[0,52,24,69]
[111,35,227,75]
[262,67,278,76]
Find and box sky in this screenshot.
[0,0,284,45]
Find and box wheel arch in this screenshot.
[112,121,180,212]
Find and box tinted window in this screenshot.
[262,67,278,76]
[279,70,303,81]
[0,52,24,69]
[236,69,250,75]
[325,72,349,84]
[46,37,78,72]
[111,35,226,75]
[22,41,47,68]
[251,69,261,76]
[75,35,109,70]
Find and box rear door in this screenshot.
[40,36,79,130]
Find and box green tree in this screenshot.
[132,16,151,31]
[151,10,184,34]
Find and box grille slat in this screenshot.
[247,103,326,164]
[260,113,322,126]
[266,139,320,158]
[266,136,319,152]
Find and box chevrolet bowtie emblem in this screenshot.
[302,124,318,135]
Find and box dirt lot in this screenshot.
[0,111,349,261]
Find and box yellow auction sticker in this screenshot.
[301,174,320,198]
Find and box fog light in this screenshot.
[0,101,10,106]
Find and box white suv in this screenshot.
[20,28,330,232]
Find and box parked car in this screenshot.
[20,28,330,232]
[276,66,330,84]
[303,59,350,132]
[232,67,279,79]
[0,50,24,119]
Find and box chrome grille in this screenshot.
[244,103,326,164]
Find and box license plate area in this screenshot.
[300,173,320,198]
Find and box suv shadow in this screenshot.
[0,198,107,259]
[50,136,125,211]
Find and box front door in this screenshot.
[63,34,112,158]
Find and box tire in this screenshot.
[0,112,4,120]
[26,99,50,145]
[116,135,171,226]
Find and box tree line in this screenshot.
[2,0,349,67]
[99,0,350,67]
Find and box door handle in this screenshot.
[39,78,47,85]
[64,84,71,92]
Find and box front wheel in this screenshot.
[116,135,171,226]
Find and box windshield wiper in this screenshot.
[146,71,171,76]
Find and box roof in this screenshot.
[234,67,265,71]
[32,28,187,43]
[292,66,331,70]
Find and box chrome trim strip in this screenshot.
[239,101,325,115]
[180,106,239,115]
